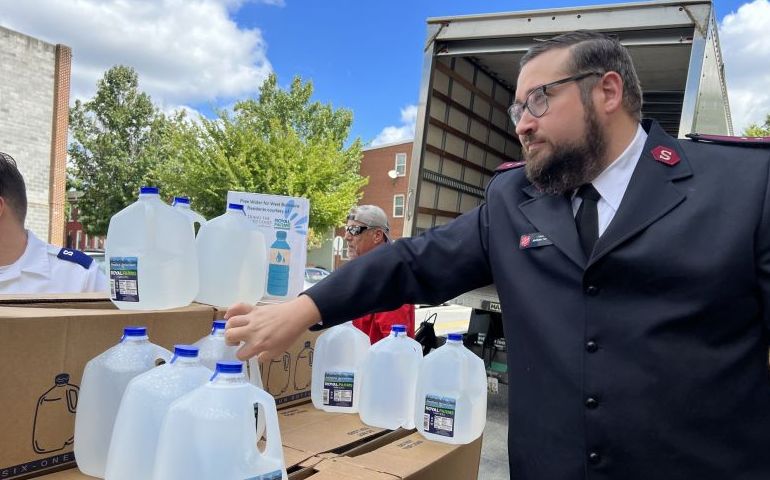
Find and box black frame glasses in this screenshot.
[508,71,603,126]
[345,225,370,236]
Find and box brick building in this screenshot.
[333,139,413,268]
[0,25,71,245]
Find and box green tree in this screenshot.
[158,74,367,245]
[743,114,770,137]
[68,65,168,235]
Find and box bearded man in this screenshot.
[224,31,770,480]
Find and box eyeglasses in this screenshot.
[345,225,370,236]
[508,72,603,126]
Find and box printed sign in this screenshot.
[227,192,309,299]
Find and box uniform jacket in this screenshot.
[0,230,107,294]
[307,120,770,479]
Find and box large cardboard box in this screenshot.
[0,302,218,479]
[303,432,483,479]
[277,403,393,474]
[0,293,320,479]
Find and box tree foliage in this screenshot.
[68,65,166,235]
[743,114,770,137]
[157,74,366,244]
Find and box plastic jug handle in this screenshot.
[252,389,283,461]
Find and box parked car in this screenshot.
[304,267,330,291]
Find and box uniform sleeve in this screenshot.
[306,204,493,327]
[756,151,770,334]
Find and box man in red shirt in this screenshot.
[345,205,415,343]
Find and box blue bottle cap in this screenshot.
[216,361,243,374]
[391,324,407,333]
[140,186,159,195]
[212,320,227,330]
[447,333,463,342]
[228,203,244,210]
[173,196,190,205]
[124,326,147,336]
[174,345,199,357]
[276,230,287,240]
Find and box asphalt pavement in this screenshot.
[478,381,509,479]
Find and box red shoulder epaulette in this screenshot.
[686,133,770,147]
[495,161,526,172]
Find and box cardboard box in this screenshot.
[307,432,483,480]
[0,302,218,479]
[277,404,391,470]
[0,295,340,479]
[32,405,482,480]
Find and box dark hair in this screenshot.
[520,31,643,121]
[0,152,28,224]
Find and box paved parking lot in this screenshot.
[479,382,509,479]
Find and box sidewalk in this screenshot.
[479,382,509,479]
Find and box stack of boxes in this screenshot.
[0,294,481,480]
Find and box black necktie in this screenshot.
[575,184,601,257]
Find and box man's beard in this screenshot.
[522,107,607,195]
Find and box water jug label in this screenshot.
[323,371,354,407]
[244,470,282,479]
[110,257,139,302]
[424,394,456,437]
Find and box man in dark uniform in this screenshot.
[225,31,770,479]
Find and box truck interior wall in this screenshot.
[415,56,518,234]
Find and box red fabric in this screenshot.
[353,304,415,344]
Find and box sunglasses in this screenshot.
[345,225,370,236]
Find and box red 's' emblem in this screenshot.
[651,146,680,166]
[519,235,531,248]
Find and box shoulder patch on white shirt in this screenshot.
[55,248,94,270]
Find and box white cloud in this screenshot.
[0,0,275,111]
[719,0,770,133]
[371,104,417,146]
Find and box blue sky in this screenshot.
[230,0,754,143]
[1,0,767,144]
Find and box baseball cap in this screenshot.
[347,205,391,242]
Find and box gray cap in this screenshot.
[348,205,391,242]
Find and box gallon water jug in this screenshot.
[105,345,212,480]
[74,326,172,478]
[358,325,422,429]
[267,230,291,296]
[195,320,264,389]
[195,203,267,307]
[106,186,198,310]
[414,333,487,444]
[172,196,207,234]
[153,362,286,480]
[311,322,370,413]
[33,374,78,454]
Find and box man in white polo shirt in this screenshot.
[0,151,106,294]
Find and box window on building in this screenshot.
[393,194,405,218]
[341,239,350,259]
[395,153,407,177]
